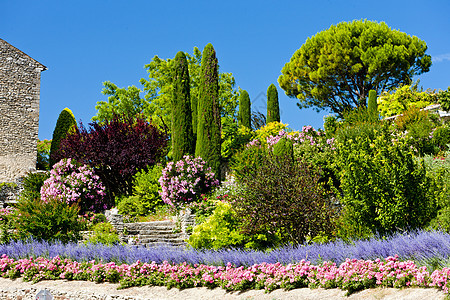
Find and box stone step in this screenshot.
[138,237,187,244]
[136,233,185,240]
[145,241,187,248]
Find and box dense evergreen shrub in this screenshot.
[232,154,336,245]
[171,51,195,162]
[195,43,222,179]
[50,108,77,167]
[238,90,251,128]
[56,115,168,203]
[335,124,438,235]
[20,171,50,200]
[86,222,120,245]
[432,125,450,151]
[221,119,253,159]
[266,84,280,124]
[367,89,378,120]
[14,197,83,243]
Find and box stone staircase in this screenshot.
[121,220,187,247]
[107,209,196,248]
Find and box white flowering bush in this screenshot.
[40,158,107,213]
[159,155,219,209]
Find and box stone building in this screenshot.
[0,38,46,183]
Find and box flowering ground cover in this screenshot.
[1,230,449,295]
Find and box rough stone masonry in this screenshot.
[0,38,46,183]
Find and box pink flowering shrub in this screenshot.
[40,158,107,213]
[159,155,219,209]
[0,254,450,295]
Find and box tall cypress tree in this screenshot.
[368,89,378,120]
[171,51,195,162]
[195,43,221,179]
[50,108,77,167]
[267,84,280,123]
[238,90,251,128]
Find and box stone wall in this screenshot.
[0,38,46,182]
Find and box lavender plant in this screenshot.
[40,158,107,213]
[158,155,219,209]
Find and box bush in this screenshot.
[56,115,168,202]
[188,201,280,250]
[86,222,120,245]
[40,158,107,213]
[20,171,50,200]
[335,124,438,236]
[432,125,450,151]
[221,119,253,159]
[13,196,83,243]
[119,165,164,216]
[159,155,219,209]
[36,139,51,170]
[232,153,336,245]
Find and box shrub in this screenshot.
[86,222,120,245]
[40,158,107,213]
[432,125,450,151]
[20,171,50,200]
[335,124,438,236]
[221,119,253,160]
[159,155,219,209]
[0,207,16,244]
[232,153,336,245]
[229,142,267,180]
[188,201,280,250]
[49,108,77,167]
[238,90,251,128]
[13,196,83,243]
[438,86,450,112]
[56,115,168,202]
[272,137,294,160]
[118,164,164,216]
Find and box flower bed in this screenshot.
[0,254,449,295]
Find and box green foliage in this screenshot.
[187,201,280,250]
[221,119,253,159]
[432,125,450,151]
[14,197,83,243]
[253,121,289,145]
[272,137,294,161]
[238,89,251,128]
[86,222,120,245]
[92,81,146,124]
[437,86,450,112]
[395,106,437,155]
[335,124,438,236]
[20,171,50,200]
[421,151,450,231]
[232,153,336,245]
[117,165,164,216]
[323,115,340,137]
[36,139,51,170]
[230,143,267,180]
[278,20,431,116]
[171,51,195,162]
[367,90,378,119]
[195,43,222,178]
[378,83,437,118]
[50,108,77,167]
[266,84,280,124]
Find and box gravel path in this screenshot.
[0,278,446,299]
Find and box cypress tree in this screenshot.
[171,51,195,162]
[238,90,251,128]
[195,43,221,179]
[49,108,77,167]
[368,89,378,120]
[267,83,280,123]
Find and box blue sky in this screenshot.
[2,0,450,140]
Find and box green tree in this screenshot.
[171,51,195,161]
[196,43,222,179]
[92,81,146,124]
[278,20,432,116]
[238,89,251,128]
[267,84,280,123]
[94,48,239,136]
[49,108,77,167]
[377,82,437,118]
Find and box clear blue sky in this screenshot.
[2,0,450,140]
